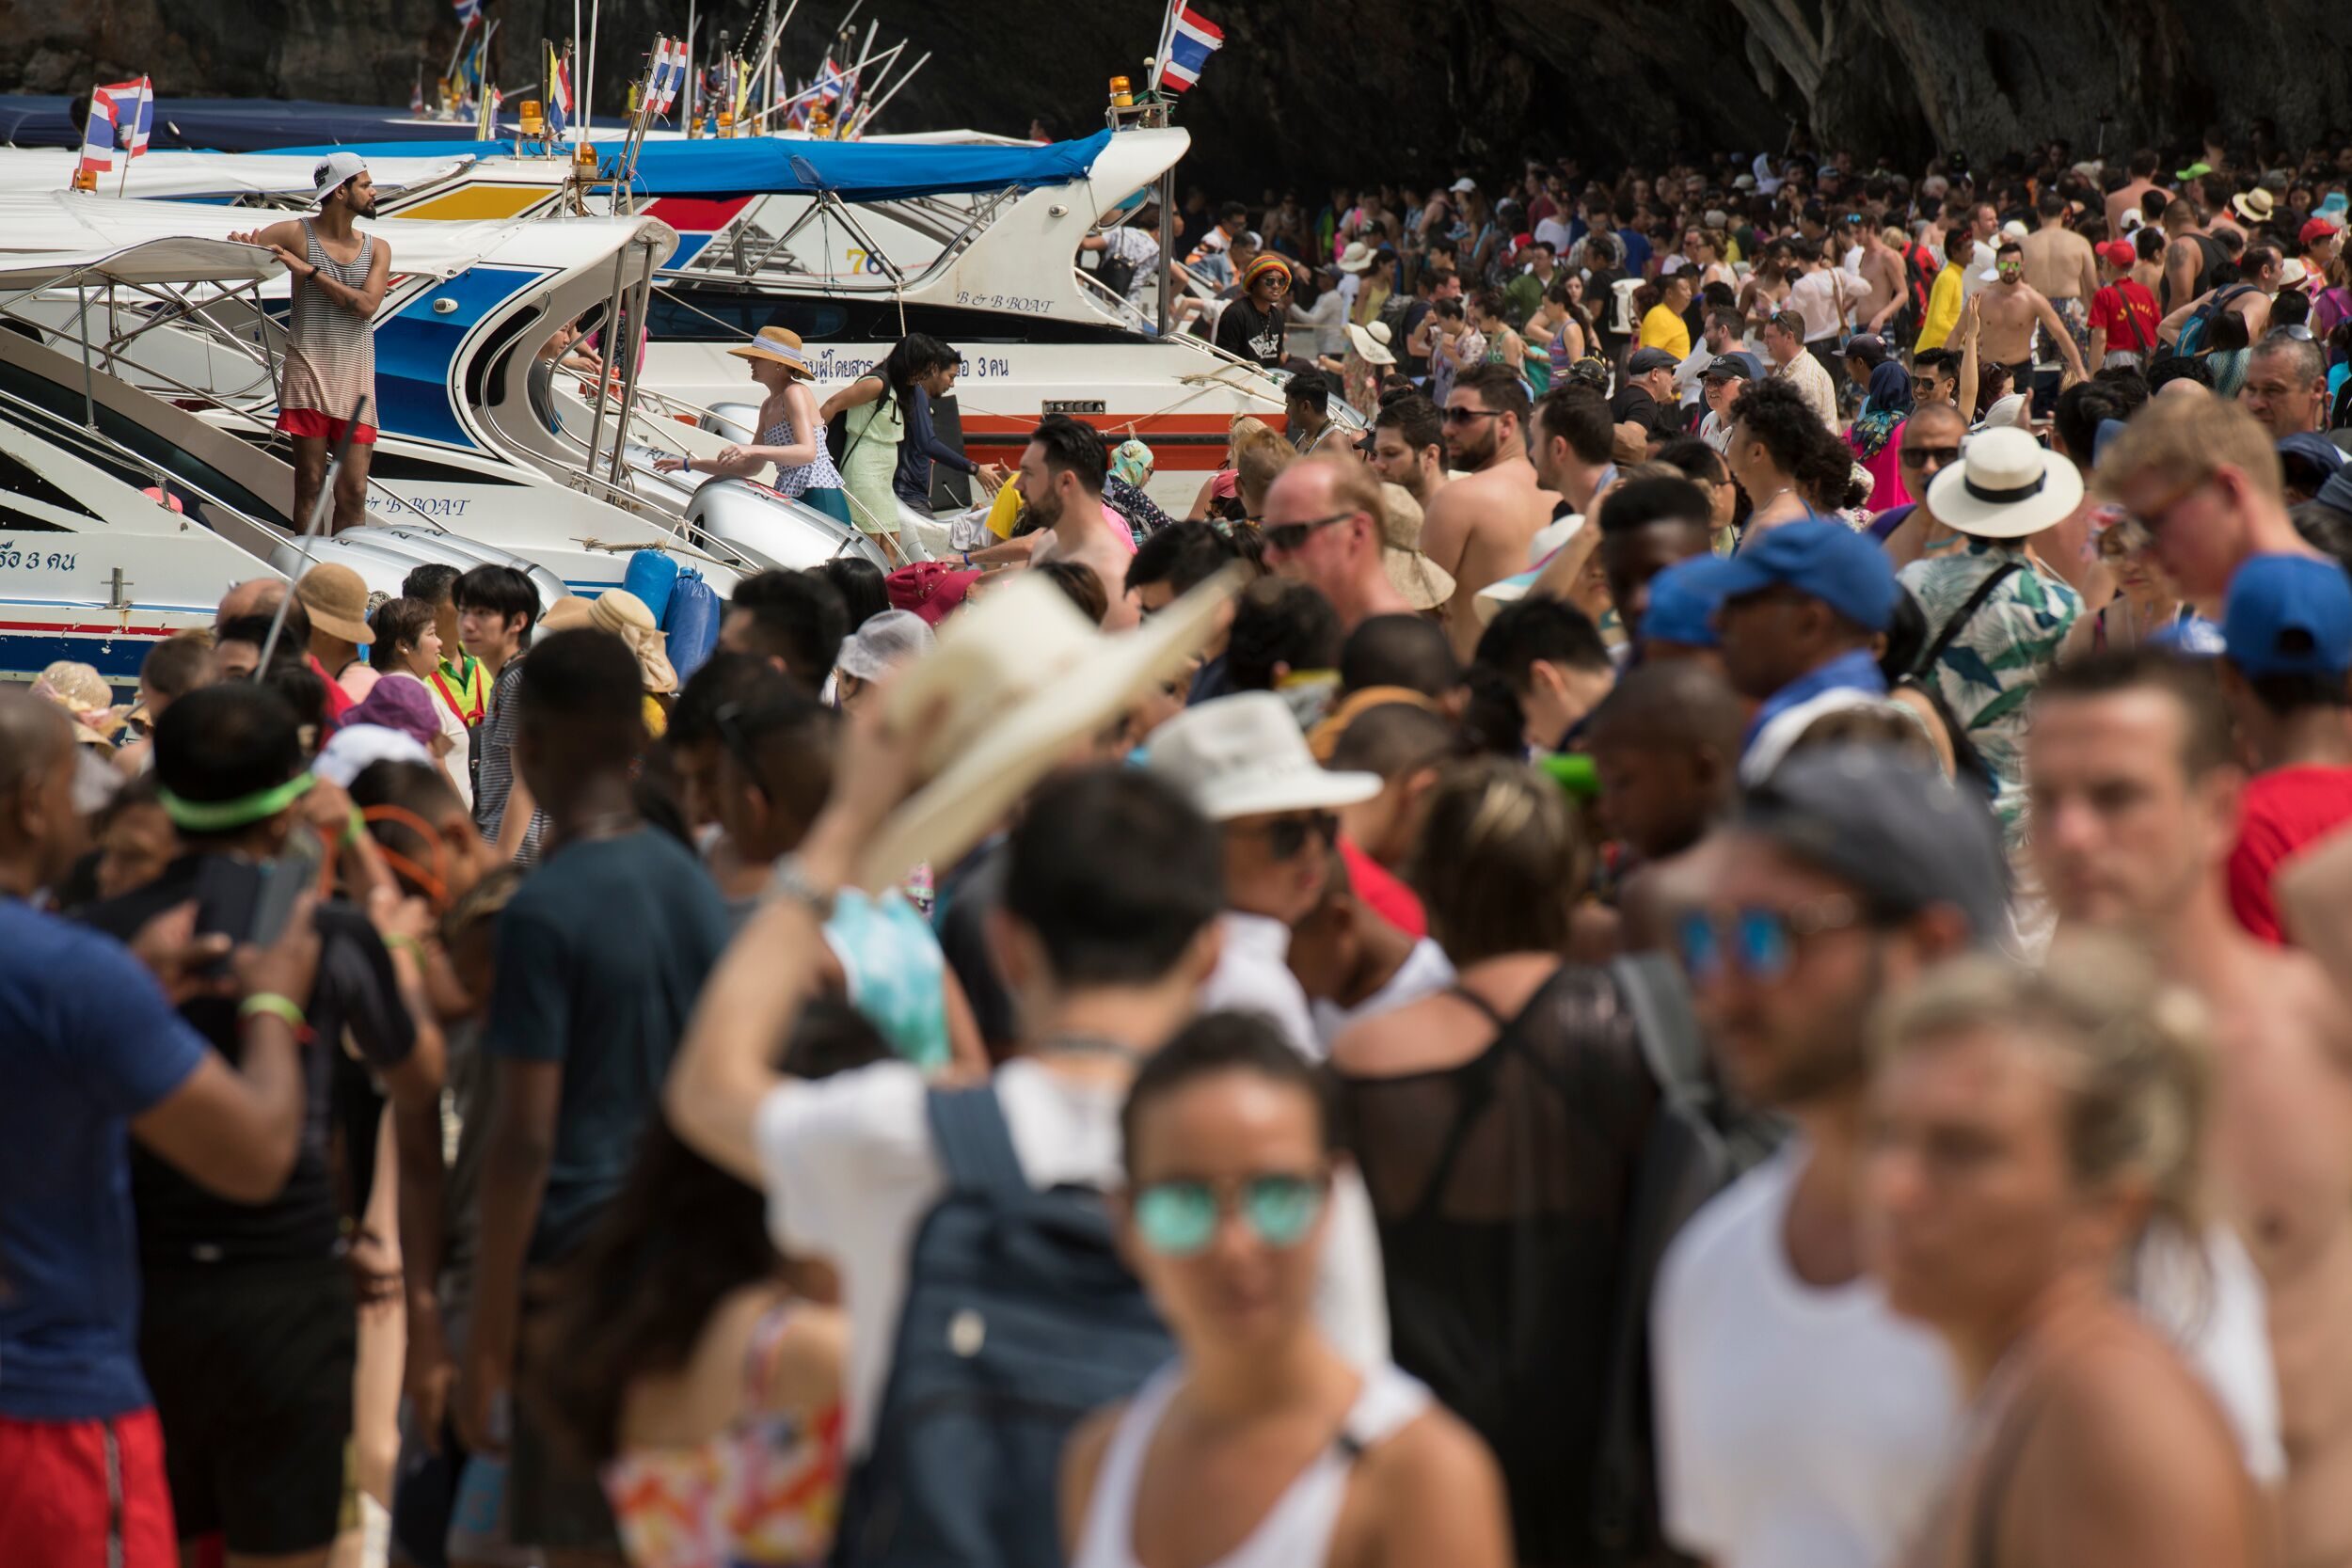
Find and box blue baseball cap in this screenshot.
[1712,520,1898,632]
[2224,555,2352,678]
[1639,555,1741,647]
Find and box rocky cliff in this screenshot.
[5,0,2350,183]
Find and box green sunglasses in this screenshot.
[1131,1171,1330,1259]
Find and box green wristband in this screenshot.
[238,992,307,1031]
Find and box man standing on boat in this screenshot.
[230,151,390,536]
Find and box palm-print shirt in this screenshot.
[1899,540,2083,851]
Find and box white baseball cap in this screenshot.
[312,150,368,203]
[1449,177,1478,195]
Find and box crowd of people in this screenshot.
[13,119,2352,1568]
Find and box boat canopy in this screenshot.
[0,235,286,290]
[275,129,1117,201]
[0,148,476,201]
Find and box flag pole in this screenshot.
[584,0,601,135]
[571,0,583,143]
[443,13,476,115]
[1145,0,1180,93]
[848,48,925,137]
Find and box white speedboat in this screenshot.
[54,126,1334,511]
[0,237,563,682]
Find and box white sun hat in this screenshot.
[1927,426,2085,540]
[1344,319,1395,366]
[1145,691,1382,821]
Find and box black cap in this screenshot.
[1739,746,2009,942]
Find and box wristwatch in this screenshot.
[765,854,836,922]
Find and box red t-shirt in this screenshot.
[2226,765,2352,942]
[2087,278,2160,354]
[307,654,357,728]
[1338,834,1425,940]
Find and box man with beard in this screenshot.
[2028,649,2352,1568]
[1368,393,1448,509]
[1421,364,1564,659]
[987,416,1140,629]
[230,152,390,534]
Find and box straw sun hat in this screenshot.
[727,325,817,379]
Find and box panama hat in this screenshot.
[1376,483,1455,610]
[854,565,1246,889]
[1344,320,1395,366]
[2232,188,2276,226]
[1927,427,2084,540]
[727,325,816,378]
[1338,241,1375,274]
[295,562,374,643]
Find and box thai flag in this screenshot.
[453,0,481,23]
[647,37,683,115]
[815,55,847,103]
[1160,4,1222,92]
[548,46,571,135]
[80,78,152,174]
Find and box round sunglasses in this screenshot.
[1132,1171,1330,1258]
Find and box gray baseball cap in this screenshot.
[1738,745,2009,942]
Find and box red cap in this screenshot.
[2301,215,2342,248]
[2101,240,2137,269]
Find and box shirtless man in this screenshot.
[967,414,1140,628]
[2030,649,2352,1568]
[1976,240,2088,400]
[1421,363,1562,660]
[2019,189,2100,376]
[1852,220,1909,335]
[2106,149,2163,233]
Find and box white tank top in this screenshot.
[1071,1361,1431,1568]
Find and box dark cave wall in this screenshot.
[4,0,2350,184]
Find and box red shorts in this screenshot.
[276,408,379,445]
[0,1408,177,1566]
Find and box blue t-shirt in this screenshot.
[0,902,206,1420]
[485,827,730,1264]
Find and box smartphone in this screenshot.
[249,824,326,951]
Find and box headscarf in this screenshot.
[1850,359,1916,459]
[1110,437,1153,488]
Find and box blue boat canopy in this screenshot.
[273,130,1116,201]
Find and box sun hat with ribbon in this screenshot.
[588,588,678,694]
[726,325,817,379]
[1345,320,1396,366]
[1927,427,2085,540]
[2233,189,2277,226]
[31,660,124,748]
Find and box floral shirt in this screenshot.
[1898,540,2083,850]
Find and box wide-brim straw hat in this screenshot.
[1375,482,1454,610]
[727,325,816,379]
[1345,320,1396,366]
[588,588,678,694]
[854,566,1246,890]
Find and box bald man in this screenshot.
[1262,455,1416,630]
[215,577,286,628]
[0,693,318,1568]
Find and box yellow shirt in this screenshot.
[1640,304,1692,360]
[1916,261,1964,353]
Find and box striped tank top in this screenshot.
[278,219,377,423]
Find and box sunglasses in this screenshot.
[1132,1170,1331,1258]
[1442,404,1502,425]
[1899,444,1962,468]
[1675,896,1864,985]
[1238,811,1338,861]
[1262,511,1357,553]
